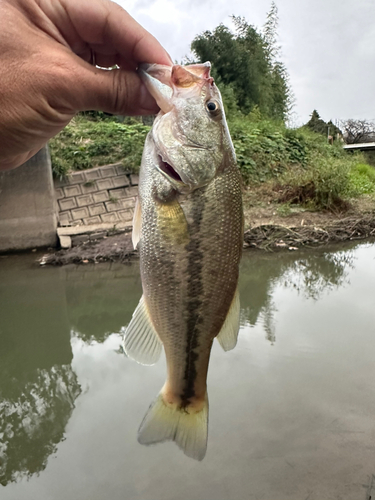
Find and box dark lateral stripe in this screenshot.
[180,192,205,406]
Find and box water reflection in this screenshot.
[239,247,356,343]
[281,251,355,300]
[0,260,141,486]
[64,262,142,342]
[0,243,367,486]
[0,364,80,485]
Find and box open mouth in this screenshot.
[158,155,183,183]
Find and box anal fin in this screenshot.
[123,295,162,365]
[216,287,240,351]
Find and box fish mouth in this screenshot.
[157,155,184,184]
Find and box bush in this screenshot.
[229,116,372,210]
[49,116,150,178]
[229,117,307,184]
[275,154,353,210]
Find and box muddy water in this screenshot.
[1,242,375,500]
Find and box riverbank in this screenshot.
[42,115,375,264]
[40,194,375,265]
[243,191,375,250]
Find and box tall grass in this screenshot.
[229,114,372,210]
[346,163,375,196]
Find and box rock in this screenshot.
[59,235,72,249]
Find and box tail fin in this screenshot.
[138,392,208,461]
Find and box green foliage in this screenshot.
[49,111,373,213]
[49,116,150,178]
[347,163,375,196]
[230,114,372,210]
[216,80,241,119]
[276,203,292,217]
[191,11,292,121]
[79,110,117,121]
[229,116,307,183]
[277,155,352,210]
[272,132,369,210]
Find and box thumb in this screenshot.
[64,63,159,116]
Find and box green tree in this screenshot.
[263,3,293,119]
[191,9,291,121]
[305,110,341,139]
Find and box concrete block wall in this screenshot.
[55,163,139,227]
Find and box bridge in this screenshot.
[343,142,375,151]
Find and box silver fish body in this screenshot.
[123,63,243,460]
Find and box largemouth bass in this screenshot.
[123,62,243,460]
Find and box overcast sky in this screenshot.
[118,0,375,126]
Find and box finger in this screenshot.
[0,147,42,171]
[91,52,119,68]
[49,0,173,66]
[62,59,160,115]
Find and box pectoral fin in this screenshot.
[132,197,142,250]
[216,288,240,351]
[123,295,162,365]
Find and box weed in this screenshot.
[276,203,292,217]
[346,163,375,196]
[49,115,150,178]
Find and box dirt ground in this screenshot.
[41,232,136,265]
[41,190,375,265]
[243,184,374,228]
[241,186,375,249]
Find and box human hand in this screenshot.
[0,0,172,170]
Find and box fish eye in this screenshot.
[206,101,218,112]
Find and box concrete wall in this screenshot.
[0,147,57,252]
[55,163,138,227]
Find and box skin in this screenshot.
[0,0,172,171]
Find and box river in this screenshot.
[1,242,375,500]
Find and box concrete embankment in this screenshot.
[0,148,139,253]
[54,162,138,249]
[0,147,57,252]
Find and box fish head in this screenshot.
[139,62,235,192]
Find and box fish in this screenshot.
[123,62,243,461]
